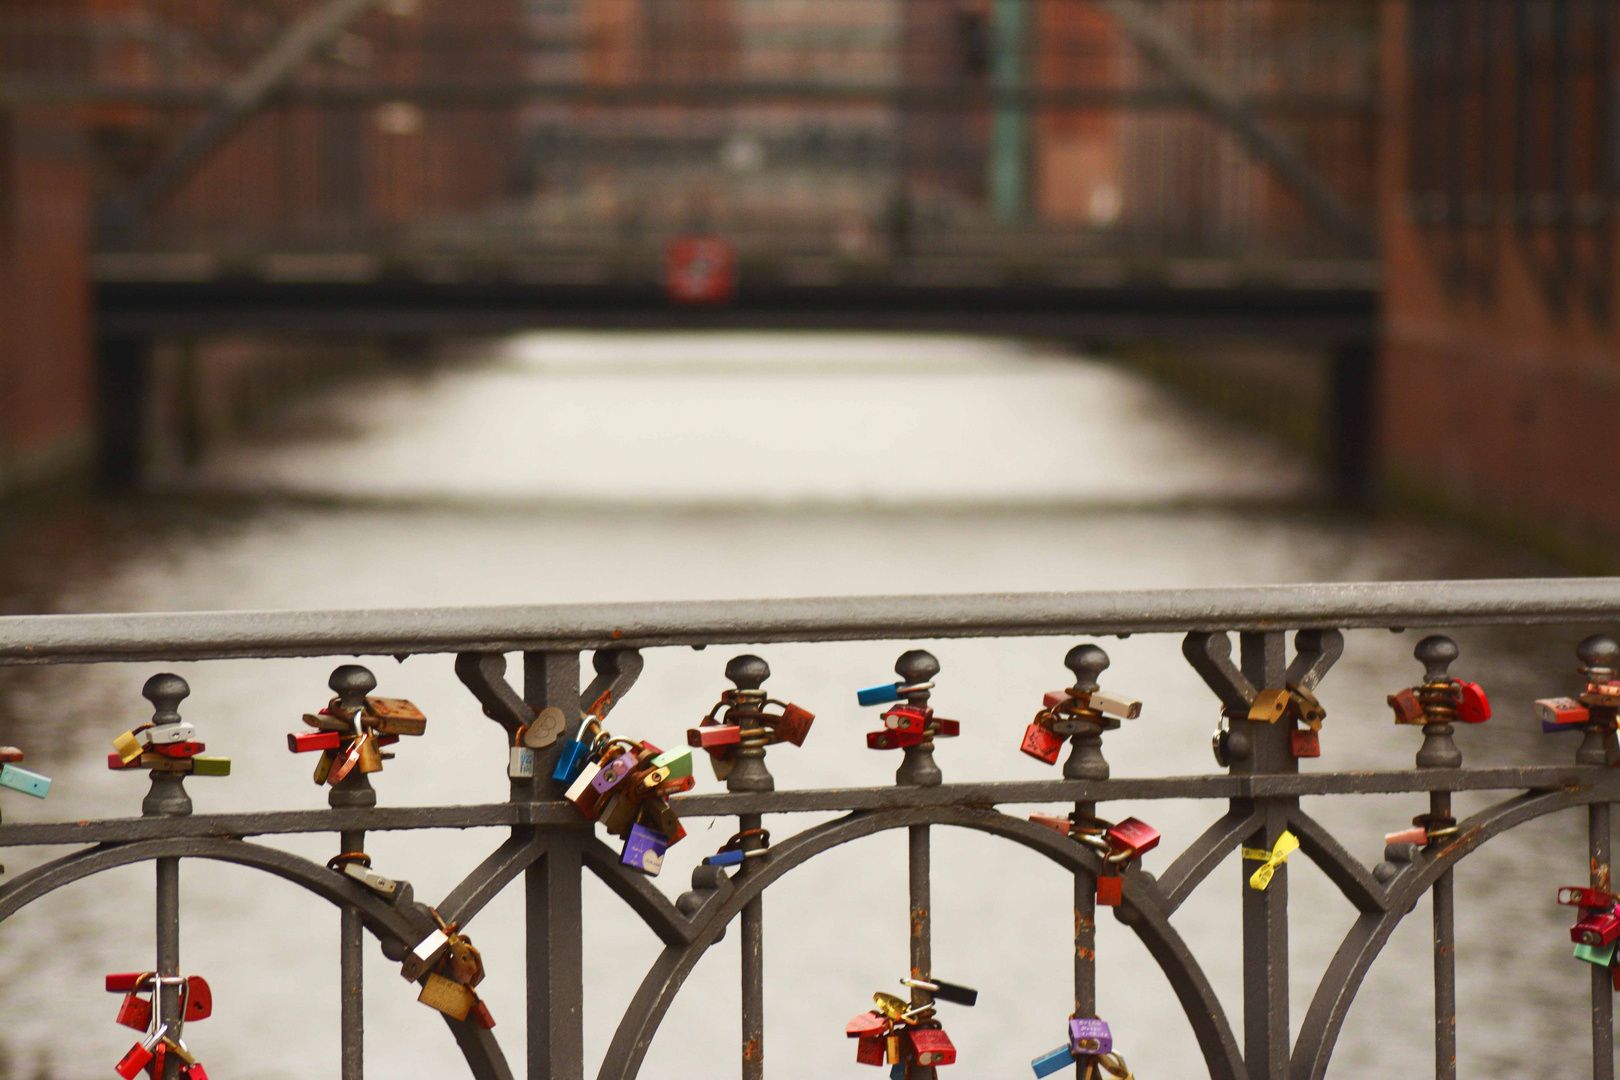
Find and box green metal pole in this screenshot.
[989,0,1028,220]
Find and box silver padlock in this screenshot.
[145,722,197,746]
[509,746,535,779]
[341,860,400,900]
[1088,689,1141,720]
[401,926,453,981]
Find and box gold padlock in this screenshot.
[358,734,384,774]
[312,748,336,785]
[1288,685,1325,730]
[446,936,485,988]
[1247,688,1290,724]
[364,697,426,736]
[418,972,476,1021]
[599,789,639,836]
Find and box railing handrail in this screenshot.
[2,577,1618,664]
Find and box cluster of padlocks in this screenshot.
[846,976,976,1075]
[62,628,1620,1072]
[108,972,213,1079]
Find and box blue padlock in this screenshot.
[1031,1045,1075,1078]
[888,1063,906,1080]
[857,682,903,707]
[703,848,746,868]
[551,740,590,785]
[0,763,50,799]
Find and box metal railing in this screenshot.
[2,577,1619,1079]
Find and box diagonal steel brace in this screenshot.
[1094,0,1372,242]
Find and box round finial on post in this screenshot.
[895,650,939,685]
[1577,635,1620,675]
[725,655,770,690]
[142,674,189,726]
[329,664,377,711]
[1064,644,1110,692]
[1414,635,1458,683]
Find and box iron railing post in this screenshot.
[156,855,181,1080]
[1592,801,1614,1080]
[340,826,365,1080]
[525,650,584,1080]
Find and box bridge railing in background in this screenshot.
[1,579,1618,1079]
[1,0,1377,288]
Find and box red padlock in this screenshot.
[774,704,815,747]
[1387,688,1423,724]
[472,999,497,1029]
[115,993,152,1031]
[183,975,212,1021]
[1559,886,1619,909]
[288,730,343,753]
[1537,697,1590,726]
[907,1028,956,1066]
[657,774,696,796]
[107,752,141,770]
[847,1011,887,1038]
[934,718,961,738]
[106,973,155,993]
[1042,690,1074,709]
[867,729,925,750]
[115,1041,154,1080]
[1572,910,1620,947]
[1290,729,1321,758]
[1020,723,1063,765]
[688,726,741,751]
[1456,681,1490,724]
[183,1064,210,1080]
[856,1036,886,1065]
[1105,818,1160,858]
[147,741,205,759]
[883,707,928,734]
[1028,813,1071,835]
[1096,874,1123,906]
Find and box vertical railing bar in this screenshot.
[156,855,181,1080]
[340,826,365,1080]
[909,823,934,1080]
[1591,801,1614,1080]
[1431,790,1456,1080]
[1074,798,1097,1080]
[741,810,766,1080]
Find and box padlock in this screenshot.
[1287,685,1325,728]
[1104,818,1159,858]
[145,722,197,746]
[1538,697,1590,729]
[1096,874,1123,906]
[161,1036,196,1067]
[1070,1017,1113,1055]
[471,998,497,1029]
[115,1026,166,1080]
[775,703,815,746]
[621,823,669,876]
[1387,688,1423,723]
[312,749,336,785]
[1456,681,1490,723]
[1384,825,1429,846]
[857,1036,887,1065]
[906,1028,956,1066]
[401,926,455,981]
[115,991,152,1031]
[190,757,230,777]
[594,790,635,836]
[642,800,684,839]
[1575,941,1617,966]
[688,726,742,751]
[111,730,146,765]
[1573,910,1620,947]
[1020,723,1063,765]
[635,765,673,797]
[1029,813,1071,834]
[329,736,367,785]
[523,706,566,749]
[509,746,535,779]
[340,860,400,900]
[849,1011,888,1038]
[289,730,342,753]
[107,752,142,770]
[652,747,693,781]
[1248,689,1290,723]
[1031,1044,1075,1077]
[564,761,603,811]
[141,753,194,773]
[146,741,205,759]
[934,718,960,737]
[867,730,925,750]
[902,977,977,1006]
[658,774,696,796]
[857,682,905,706]
[182,975,211,1021]
[1289,729,1320,758]
[418,972,476,1021]
[1559,886,1618,909]
[883,707,928,734]
[446,936,484,988]
[590,751,637,796]
[184,1061,210,1080]
[704,848,745,867]
[552,739,592,785]
[362,697,427,736]
[303,711,354,733]
[1086,689,1142,721]
[0,763,50,799]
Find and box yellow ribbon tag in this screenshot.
[1241,830,1299,891]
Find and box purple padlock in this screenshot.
[1069,1017,1112,1056]
[621,823,668,876]
[591,751,637,796]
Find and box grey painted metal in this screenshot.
[2,585,1617,1079]
[107,0,386,228]
[1093,0,1368,242]
[340,827,365,1080]
[156,856,180,1080]
[11,578,1620,663]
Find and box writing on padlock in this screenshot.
[402,908,497,1028]
[1032,1017,1135,1080]
[846,974,976,1073]
[1032,812,1159,906]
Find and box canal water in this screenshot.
[0,332,1597,1079]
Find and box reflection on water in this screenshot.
[0,332,1591,1080]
